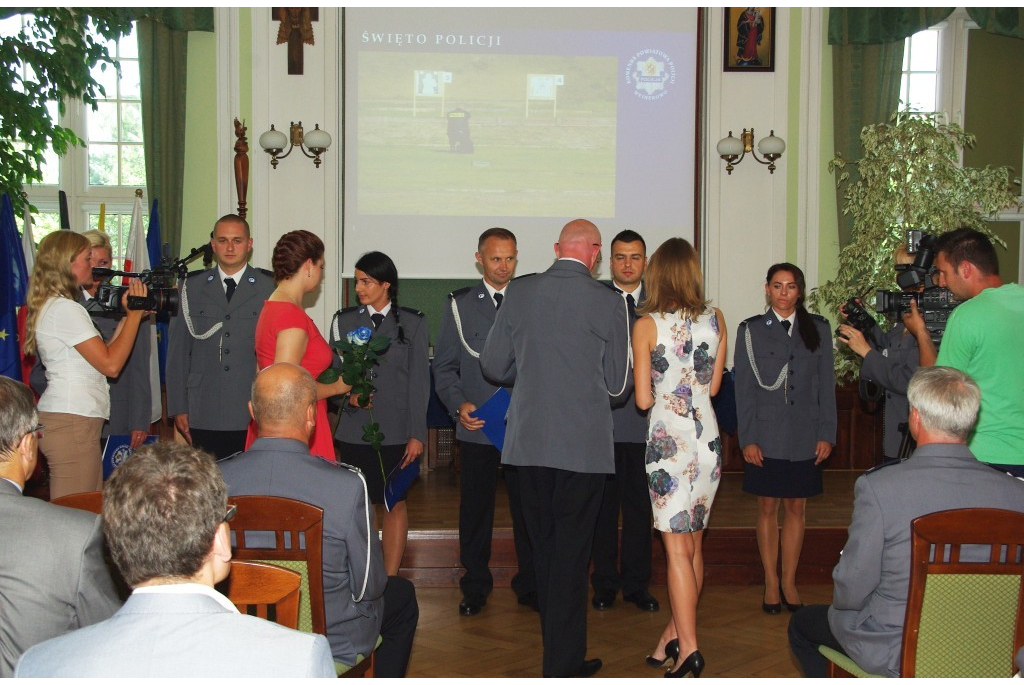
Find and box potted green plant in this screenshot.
[809,109,1019,380]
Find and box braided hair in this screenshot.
[766,262,821,352]
[355,251,406,344]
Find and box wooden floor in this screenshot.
[407,583,834,677]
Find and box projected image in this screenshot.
[356,53,617,217]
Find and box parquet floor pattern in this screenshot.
[407,583,834,678]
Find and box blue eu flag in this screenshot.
[0,194,30,380]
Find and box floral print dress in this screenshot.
[645,308,723,533]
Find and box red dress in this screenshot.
[245,300,337,461]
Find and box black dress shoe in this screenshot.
[761,591,781,615]
[646,638,680,667]
[780,582,804,612]
[459,597,485,616]
[591,589,615,610]
[624,589,660,612]
[666,650,704,678]
[575,658,603,677]
[517,591,539,612]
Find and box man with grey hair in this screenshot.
[0,376,120,677]
[788,366,1024,677]
[16,441,334,677]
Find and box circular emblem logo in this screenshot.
[111,445,133,470]
[625,49,677,101]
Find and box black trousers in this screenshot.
[788,604,849,677]
[519,466,605,677]
[190,428,247,462]
[591,441,652,596]
[376,576,419,678]
[458,441,535,601]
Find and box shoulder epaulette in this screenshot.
[448,286,472,299]
[337,305,360,314]
[400,306,425,317]
[256,267,273,277]
[810,313,829,323]
[185,269,208,279]
[336,460,364,476]
[215,450,244,463]
[512,272,537,281]
[863,459,902,477]
[740,314,761,326]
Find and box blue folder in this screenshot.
[469,387,511,452]
[102,434,158,480]
[384,458,420,512]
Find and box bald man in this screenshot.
[480,219,631,678]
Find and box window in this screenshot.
[900,29,940,114]
[5,15,147,269]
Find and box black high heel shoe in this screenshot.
[646,638,680,667]
[762,589,781,615]
[779,582,804,612]
[666,650,704,678]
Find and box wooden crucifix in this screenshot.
[273,7,318,75]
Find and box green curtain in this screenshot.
[966,8,1024,40]
[131,8,213,32]
[828,8,955,45]
[138,19,189,259]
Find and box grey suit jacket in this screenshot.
[218,437,387,664]
[828,443,1024,676]
[859,323,919,459]
[433,281,506,446]
[480,259,631,474]
[166,265,275,431]
[734,312,837,460]
[609,283,648,444]
[0,479,121,677]
[331,305,430,446]
[15,591,334,677]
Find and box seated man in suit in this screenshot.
[16,441,334,677]
[0,376,121,677]
[219,362,418,678]
[788,366,1024,677]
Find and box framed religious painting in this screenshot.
[724,7,775,72]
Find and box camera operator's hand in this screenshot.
[119,279,150,316]
[903,299,938,367]
[901,298,926,338]
[837,323,871,358]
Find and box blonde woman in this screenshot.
[632,238,727,677]
[23,231,147,498]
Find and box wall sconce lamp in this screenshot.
[716,128,785,174]
[258,121,332,169]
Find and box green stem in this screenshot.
[367,406,387,484]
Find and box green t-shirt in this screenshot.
[936,283,1024,466]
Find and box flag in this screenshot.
[147,199,169,386]
[58,190,70,230]
[18,202,36,385]
[125,195,162,424]
[0,194,30,380]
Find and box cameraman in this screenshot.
[837,247,932,462]
[914,227,1024,477]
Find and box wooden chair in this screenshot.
[220,560,301,629]
[50,490,103,514]
[821,507,1024,677]
[900,507,1024,677]
[227,495,376,677]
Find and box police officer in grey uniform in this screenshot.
[331,251,430,577]
[590,230,658,612]
[166,214,274,460]
[433,227,536,616]
[735,262,836,613]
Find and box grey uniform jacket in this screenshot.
[479,259,631,474]
[432,281,506,446]
[219,437,387,664]
[734,312,837,460]
[0,480,121,677]
[859,323,919,460]
[610,283,648,444]
[331,305,430,446]
[165,265,275,431]
[828,443,1024,677]
[15,591,334,677]
[30,295,153,435]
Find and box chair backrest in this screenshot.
[227,495,326,635]
[901,508,1024,677]
[50,490,103,515]
[219,560,302,629]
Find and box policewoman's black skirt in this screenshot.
[742,456,823,498]
[337,442,407,505]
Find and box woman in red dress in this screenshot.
[246,230,351,460]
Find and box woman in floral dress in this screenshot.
[633,238,727,677]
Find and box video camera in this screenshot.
[92,243,211,315]
[874,229,959,345]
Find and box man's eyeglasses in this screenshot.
[27,424,44,439]
[223,503,237,523]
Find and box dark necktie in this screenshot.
[493,293,503,310]
[224,277,236,302]
[780,319,791,334]
[625,293,636,320]
[371,312,385,329]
